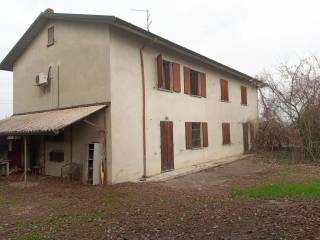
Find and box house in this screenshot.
[0,10,260,184]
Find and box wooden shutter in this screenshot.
[184,66,191,94]
[222,123,231,145]
[202,122,208,147]
[185,122,192,149]
[157,54,164,88]
[201,73,206,97]
[241,86,247,105]
[220,79,229,101]
[172,63,181,92]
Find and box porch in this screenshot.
[0,104,107,185]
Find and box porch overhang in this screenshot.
[0,104,106,136]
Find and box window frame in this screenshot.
[189,70,202,97]
[47,26,55,47]
[159,59,173,91]
[191,122,202,149]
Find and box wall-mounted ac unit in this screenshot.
[35,73,48,86]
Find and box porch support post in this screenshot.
[24,136,27,186]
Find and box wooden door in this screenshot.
[160,121,174,172]
[243,123,249,153]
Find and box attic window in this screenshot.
[47,26,54,47]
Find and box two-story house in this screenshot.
[0,10,260,184]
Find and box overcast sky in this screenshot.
[1,0,320,118]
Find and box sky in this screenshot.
[1,0,320,118]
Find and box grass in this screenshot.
[232,182,320,199]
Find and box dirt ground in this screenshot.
[1,154,320,240]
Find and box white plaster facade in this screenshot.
[2,15,258,184]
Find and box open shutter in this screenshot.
[185,122,192,149]
[202,122,208,147]
[184,66,191,94]
[241,86,247,105]
[200,73,206,97]
[172,62,181,92]
[157,54,164,88]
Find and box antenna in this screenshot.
[131,9,152,31]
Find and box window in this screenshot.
[47,26,54,47]
[184,67,206,97]
[185,122,208,149]
[49,151,64,162]
[220,79,229,101]
[157,54,181,92]
[241,86,247,105]
[222,123,231,145]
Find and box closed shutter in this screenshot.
[222,123,231,145]
[241,86,247,105]
[200,73,206,97]
[184,66,191,94]
[249,122,255,150]
[172,63,181,92]
[185,122,192,149]
[202,122,208,147]
[220,79,229,101]
[157,54,164,88]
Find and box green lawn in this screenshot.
[232,182,320,199]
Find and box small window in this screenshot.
[49,151,64,162]
[241,86,247,105]
[220,79,229,101]
[185,122,208,149]
[47,26,55,47]
[222,123,231,145]
[184,67,206,97]
[157,55,181,92]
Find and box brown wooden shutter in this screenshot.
[172,62,181,92]
[157,54,164,88]
[241,86,247,105]
[202,122,208,147]
[220,79,229,101]
[184,66,191,94]
[200,73,206,97]
[185,122,192,149]
[222,123,231,145]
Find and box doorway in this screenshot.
[160,121,174,172]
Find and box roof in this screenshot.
[0,11,261,86]
[0,105,106,135]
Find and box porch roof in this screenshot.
[0,104,106,136]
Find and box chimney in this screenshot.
[44,8,54,14]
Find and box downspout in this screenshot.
[139,38,157,179]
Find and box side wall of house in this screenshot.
[13,20,111,114]
[109,28,258,183]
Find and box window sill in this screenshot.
[241,103,248,106]
[47,42,54,47]
[220,99,230,103]
[158,87,173,93]
[222,143,231,146]
[189,94,203,98]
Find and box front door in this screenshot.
[160,121,174,172]
[243,123,249,153]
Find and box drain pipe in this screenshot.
[140,38,157,179]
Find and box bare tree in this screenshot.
[257,56,320,161]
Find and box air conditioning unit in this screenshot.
[35,73,48,86]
